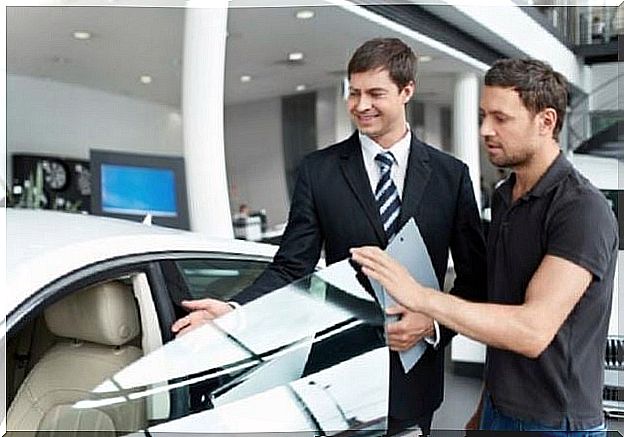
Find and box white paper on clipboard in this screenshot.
[370,218,440,373]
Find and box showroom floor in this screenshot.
[429,356,624,435]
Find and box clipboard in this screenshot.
[369,218,440,373]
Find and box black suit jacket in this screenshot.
[236,131,487,418]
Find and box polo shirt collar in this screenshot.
[527,152,572,198]
[497,151,572,206]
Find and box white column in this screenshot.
[182,2,233,237]
[335,79,353,142]
[452,72,482,211]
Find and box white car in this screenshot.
[4,209,390,435]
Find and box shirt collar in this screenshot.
[359,125,411,167]
[527,152,572,198]
[497,151,572,205]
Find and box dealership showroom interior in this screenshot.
[3,0,624,435]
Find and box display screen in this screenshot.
[101,164,177,217]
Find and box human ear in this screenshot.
[539,108,558,136]
[401,81,415,104]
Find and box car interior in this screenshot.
[5,258,391,435]
[6,278,147,435]
[5,258,275,435]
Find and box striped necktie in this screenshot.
[374,152,401,241]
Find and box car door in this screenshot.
[149,259,390,434]
[7,259,390,435]
[5,259,165,435]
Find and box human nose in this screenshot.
[354,94,372,112]
[479,116,494,138]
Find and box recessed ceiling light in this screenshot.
[288,52,304,62]
[296,10,315,20]
[419,55,433,62]
[139,75,152,84]
[72,30,91,40]
[240,75,251,83]
[296,84,307,92]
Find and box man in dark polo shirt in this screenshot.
[351,58,619,434]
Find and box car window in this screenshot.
[6,273,156,434]
[24,259,389,435]
[162,258,268,303]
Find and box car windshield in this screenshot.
[68,259,389,435]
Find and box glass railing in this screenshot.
[530,3,620,47]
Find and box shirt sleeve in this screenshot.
[546,188,618,281]
[424,319,441,348]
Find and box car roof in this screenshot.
[6,209,277,318]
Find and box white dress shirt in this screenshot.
[359,129,411,198]
[358,127,441,348]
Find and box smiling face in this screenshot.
[347,68,414,149]
[479,85,543,169]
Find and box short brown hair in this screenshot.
[485,59,568,140]
[348,38,417,90]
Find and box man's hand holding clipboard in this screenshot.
[350,218,441,373]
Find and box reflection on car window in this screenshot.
[60,259,390,435]
[165,258,268,302]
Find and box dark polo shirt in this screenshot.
[485,152,619,430]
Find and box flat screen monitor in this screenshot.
[91,150,190,230]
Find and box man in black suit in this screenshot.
[173,38,486,434]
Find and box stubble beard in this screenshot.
[489,146,534,169]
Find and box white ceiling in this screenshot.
[7,3,482,108]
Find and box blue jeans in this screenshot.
[480,392,606,436]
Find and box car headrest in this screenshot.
[44,281,140,346]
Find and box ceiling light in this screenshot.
[240,75,251,83]
[296,84,307,92]
[419,55,433,62]
[72,30,91,40]
[288,52,304,62]
[139,75,152,84]
[296,10,315,20]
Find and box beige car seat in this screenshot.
[7,281,146,435]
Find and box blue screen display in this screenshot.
[101,164,177,217]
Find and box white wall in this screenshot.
[5,74,318,228]
[589,62,622,112]
[224,97,290,227]
[423,103,442,149]
[6,74,183,184]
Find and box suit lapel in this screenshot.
[339,133,387,244]
[399,134,432,228]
